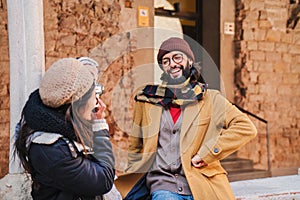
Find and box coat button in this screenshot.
[178,187,182,192]
[213,148,219,153]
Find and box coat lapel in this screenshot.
[145,103,162,138]
[142,104,162,154]
[180,101,204,137]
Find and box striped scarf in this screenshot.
[135,78,207,107]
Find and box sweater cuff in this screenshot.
[92,119,109,131]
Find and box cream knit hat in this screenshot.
[39,58,96,108]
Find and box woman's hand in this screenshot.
[191,154,208,168]
[91,98,106,119]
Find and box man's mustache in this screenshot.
[167,65,184,74]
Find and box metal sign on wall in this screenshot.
[138,6,149,27]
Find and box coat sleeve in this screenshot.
[92,119,115,173]
[197,91,257,164]
[29,130,115,196]
[126,101,144,169]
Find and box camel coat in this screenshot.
[115,89,257,200]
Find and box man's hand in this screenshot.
[191,154,208,168]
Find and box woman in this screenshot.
[14,58,117,200]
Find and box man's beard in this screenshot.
[160,63,191,85]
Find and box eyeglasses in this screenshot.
[160,53,184,67]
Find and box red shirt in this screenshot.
[169,104,181,123]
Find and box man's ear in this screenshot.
[188,59,193,67]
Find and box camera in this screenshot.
[92,84,104,113]
[95,83,104,97]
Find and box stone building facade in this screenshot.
[234,0,300,175]
[0,0,299,180]
[0,0,10,178]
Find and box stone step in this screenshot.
[221,158,254,172]
[228,169,271,182]
[231,175,300,199]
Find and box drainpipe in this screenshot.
[7,0,45,173]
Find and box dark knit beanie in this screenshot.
[157,37,195,64]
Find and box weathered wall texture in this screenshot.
[43,0,122,68]
[0,0,10,178]
[234,0,300,173]
[89,35,135,173]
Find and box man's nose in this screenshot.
[169,59,178,68]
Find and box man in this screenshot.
[115,37,257,200]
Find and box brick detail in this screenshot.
[235,0,300,170]
[0,0,9,178]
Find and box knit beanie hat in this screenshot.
[39,58,96,108]
[157,37,195,64]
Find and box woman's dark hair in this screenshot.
[14,115,34,173]
[68,85,95,148]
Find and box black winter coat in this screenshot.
[28,130,114,200]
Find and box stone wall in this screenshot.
[89,34,136,173]
[0,0,10,178]
[43,0,122,68]
[0,174,31,200]
[234,0,300,173]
